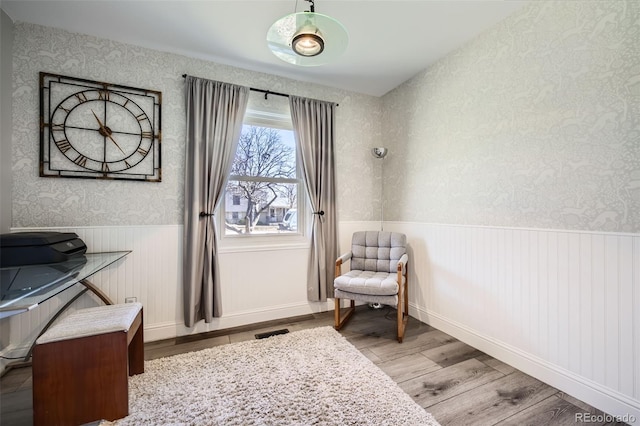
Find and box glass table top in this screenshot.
[0,251,130,318]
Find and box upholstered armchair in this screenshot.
[333,231,409,343]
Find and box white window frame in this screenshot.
[218,109,308,252]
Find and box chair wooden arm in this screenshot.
[335,252,352,278]
[396,254,409,343]
[397,253,408,275]
[396,255,407,295]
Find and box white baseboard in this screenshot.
[410,304,640,424]
[144,301,334,342]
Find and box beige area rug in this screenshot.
[104,326,440,425]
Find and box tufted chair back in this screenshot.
[350,231,407,273]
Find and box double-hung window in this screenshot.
[221,109,304,240]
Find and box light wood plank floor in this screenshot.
[0,306,626,425]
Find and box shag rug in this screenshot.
[103,326,440,425]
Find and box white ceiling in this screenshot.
[2,0,528,97]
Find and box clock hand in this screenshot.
[90,109,105,127]
[91,109,125,154]
[107,134,126,155]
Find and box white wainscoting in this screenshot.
[377,221,640,423]
[3,225,330,361]
[5,222,639,422]
[4,225,182,361]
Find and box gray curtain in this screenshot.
[183,76,249,327]
[289,95,338,302]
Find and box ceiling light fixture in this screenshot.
[267,0,348,66]
[292,25,324,57]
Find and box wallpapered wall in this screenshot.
[11,22,382,228]
[1,10,14,233]
[383,0,640,233]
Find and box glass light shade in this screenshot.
[267,11,348,66]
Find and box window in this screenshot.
[222,110,303,237]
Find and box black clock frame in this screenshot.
[39,72,162,182]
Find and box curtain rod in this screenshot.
[181,74,338,106]
[182,74,288,100]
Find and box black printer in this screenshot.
[0,232,87,268]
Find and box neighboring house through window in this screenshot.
[222,108,303,237]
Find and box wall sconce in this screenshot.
[371,147,388,159]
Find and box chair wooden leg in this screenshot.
[334,298,355,330]
[397,279,409,343]
[404,280,409,318]
[397,298,405,343]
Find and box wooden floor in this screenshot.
[0,305,625,425]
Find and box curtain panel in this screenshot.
[289,95,338,302]
[183,76,249,327]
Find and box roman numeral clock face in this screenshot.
[40,72,162,181]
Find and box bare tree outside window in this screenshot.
[225,124,298,234]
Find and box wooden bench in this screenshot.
[32,303,144,426]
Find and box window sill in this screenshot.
[218,234,310,254]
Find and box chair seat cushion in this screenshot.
[334,270,402,296]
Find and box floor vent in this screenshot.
[255,329,290,339]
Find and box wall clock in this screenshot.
[40,72,162,182]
